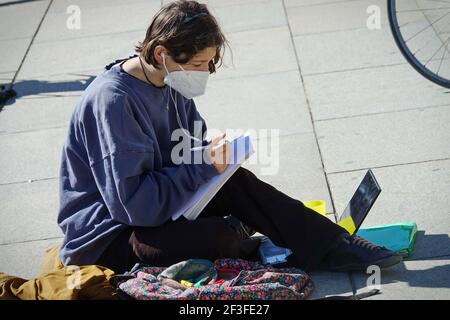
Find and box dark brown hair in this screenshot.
[135,0,228,73]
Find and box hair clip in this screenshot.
[183,12,208,24]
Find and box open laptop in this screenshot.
[337,169,382,233]
[259,169,382,265]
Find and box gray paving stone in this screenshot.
[0,71,14,86]
[196,70,313,138]
[0,178,62,244]
[215,26,298,80]
[48,0,156,13]
[285,0,352,7]
[34,0,160,43]
[0,126,67,184]
[327,160,450,259]
[0,96,78,134]
[163,0,286,34]
[23,22,296,81]
[0,238,63,279]
[242,133,333,213]
[17,30,142,78]
[315,105,450,173]
[0,0,49,41]
[308,271,354,300]
[287,0,387,36]
[207,0,286,34]
[350,257,450,300]
[0,37,30,73]
[304,64,449,121]
[163,0,274,9]
[294,26,404,75]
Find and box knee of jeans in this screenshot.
[210,220,242,258]
[233,166,250,179]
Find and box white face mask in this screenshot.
[161,53,209,99]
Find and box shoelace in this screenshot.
[239,222,256,239]
[343,235,383,251]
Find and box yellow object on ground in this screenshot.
[304,200,326,216]
[180,280,194,287]
[338,216,357,235]
[304,200,357,234]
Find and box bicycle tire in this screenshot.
[388,0,450,88]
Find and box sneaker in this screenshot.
[321,233,403,272]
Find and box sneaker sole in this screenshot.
[327,254,403,272]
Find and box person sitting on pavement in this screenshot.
[57,0,403,274]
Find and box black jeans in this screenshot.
[97,167,347,273]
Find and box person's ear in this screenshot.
[154,45,166,66]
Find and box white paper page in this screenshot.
[171,131,254,221]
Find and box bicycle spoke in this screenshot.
[424,36,450,66]
[397,7,450,13]
[390,0,450,87]
[403,11,450,43]
[413,35,440,56]
[436,36,450,75]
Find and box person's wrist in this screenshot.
[191,147,219,179]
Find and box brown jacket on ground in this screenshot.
[0,244,117,300]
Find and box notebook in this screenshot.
[172,131,255,221]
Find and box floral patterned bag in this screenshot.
[112,258,314,300]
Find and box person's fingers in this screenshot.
[211,133,226,145]
[211,133,223,144]
[210,146,226,164]
[218,143,230,164]
[208,138,232,167]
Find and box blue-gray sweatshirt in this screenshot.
[57,57,219,266]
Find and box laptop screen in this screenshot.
[338,169,382,232]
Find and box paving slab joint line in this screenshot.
[0,236,64,247]
[9,0,54,89]
[327,157,450,176]
[0,125,68,136]
[302,62,409,78]
[281,0,337,215]
[315,103,450,123]
[0,176,58,187]
[286,0,362,10]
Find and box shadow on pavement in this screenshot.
[1,74,95,110]
[13,74,96,98]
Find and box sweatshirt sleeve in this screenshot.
[81,88,218,227]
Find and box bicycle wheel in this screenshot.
[388,0,450,88]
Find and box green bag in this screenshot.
[356,222,418,258]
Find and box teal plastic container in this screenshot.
[356,222,418,258]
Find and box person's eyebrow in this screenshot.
[192,56,215,63]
